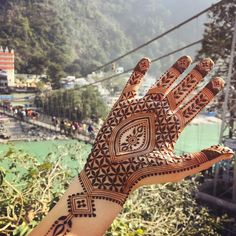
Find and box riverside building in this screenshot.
[0,46,15,87]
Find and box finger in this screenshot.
[119,57,151,100]
[176,77,224,130]
[176,145,234,180]
[167,58,214,111]
[125,145,233,189]
[147,55,192,96]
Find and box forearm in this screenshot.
[29,55,234,236]
[29,173,123,236]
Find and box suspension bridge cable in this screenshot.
[86,0,225,75]
[76,39,203,90]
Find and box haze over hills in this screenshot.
[163,0,218,23]
[98,0,220,76]
[0,0,218,85]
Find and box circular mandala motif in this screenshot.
[127,135,138,146]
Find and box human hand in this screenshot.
[83,56,233,204]
[46,56,234,236]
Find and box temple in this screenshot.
[0,46,15,87]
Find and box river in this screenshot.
[0,120,221,161]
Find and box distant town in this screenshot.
[0,46,157,109]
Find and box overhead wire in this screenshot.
[85,0,225,75]
[76,39,203,90]
[49,0,227,92]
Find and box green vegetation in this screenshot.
[0,145,232,236]
[107,181,227,236]
[0,0,192,88]
[0,144,88,235]
[196,0,235,134]
[197,0,235,76]
[34,86,108,121]
[0,0,132,87]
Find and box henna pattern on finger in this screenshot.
[120,58,150,100]
[147,56,192,95]
[168,58,214,110]
[46,58,232,236]
[178,77,225,126]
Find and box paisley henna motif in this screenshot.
[46,57,233,236]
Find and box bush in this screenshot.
[0,144,88,235]
[107,180,228,236]
[0,145,231,235]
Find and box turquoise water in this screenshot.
[0,122,220,159]
[0,139,92,181]
[0,139,91,160]
[175,122,220,155]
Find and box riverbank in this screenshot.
[0,115,221,159]
[0,113,68,143]
[0,110,94,144]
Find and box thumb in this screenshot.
[181,145,234,176]
[200,145,233,162]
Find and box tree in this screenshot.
[196,0,236,137]
[36,86,108,121]
[196,0,235,78]
[47,63,65,89]
[64,61,81,77]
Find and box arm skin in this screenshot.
[29,176,122,236]
[29,165,202,236]
[29,56,234,236]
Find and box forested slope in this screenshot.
[0,0,217,86]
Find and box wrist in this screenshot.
[30,174,125,236]
[79,170,128,207]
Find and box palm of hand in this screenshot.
[44,57,234,236]
[84,56,233,204]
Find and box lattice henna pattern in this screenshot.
[45,172,127,236]
[46,57,234,236]
[45,192,95,236]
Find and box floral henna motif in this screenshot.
[109,112,156,162]
[46,57,233,235]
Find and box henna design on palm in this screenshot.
[46,56,234,236]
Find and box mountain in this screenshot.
[0,0,218,86]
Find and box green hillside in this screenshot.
[0,0,132,83]
[0,0,217,87]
